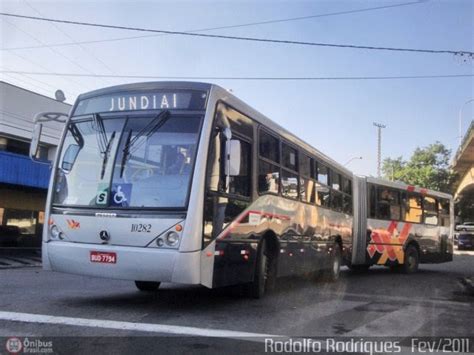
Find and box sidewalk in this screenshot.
[0,248,41,269]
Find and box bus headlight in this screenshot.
[50,225,60,240]
[165,231,179,246]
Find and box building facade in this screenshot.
[0,81,71,248]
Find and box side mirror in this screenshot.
[225,139,241,176]
[29,111,68,163]
[61,144,81,172]
[29,123,43,161]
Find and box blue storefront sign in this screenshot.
[0,151,51,189]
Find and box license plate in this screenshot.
[90,251,117,264]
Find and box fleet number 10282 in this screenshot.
[131,224,152,233]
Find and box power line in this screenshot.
[0,70,472,81]
[1,18,92,92]
[1,12,472,57]
[0,38,88,93]
[1,74,54,97]
[0,1,427,51]
[1,63,58,91]
[22,0,117,77]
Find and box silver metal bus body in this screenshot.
[38,82,354,293]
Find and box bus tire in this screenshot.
[135,281,161,292]
[322,244,342,282]
[400,244,419,274]
[248,238,273,299]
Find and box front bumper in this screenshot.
[43,241,201,284]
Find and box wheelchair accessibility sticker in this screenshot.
[111,184,132,207]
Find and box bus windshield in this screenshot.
[53,113,202,209]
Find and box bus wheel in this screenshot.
[248,238,273,299]
[135,281,161,292]
[322,244,342,282]
[401,245,419,274]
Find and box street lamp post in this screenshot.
[459,98,474,145]
[373,122,386,177]
[344,156,363,166]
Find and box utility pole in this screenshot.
[373,122,386,177]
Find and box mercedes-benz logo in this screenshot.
[99,230,110,241]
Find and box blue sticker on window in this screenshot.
[110,184,133,207]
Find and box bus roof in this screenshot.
[364,176,452,200]
[76,81,353,176]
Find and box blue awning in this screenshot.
[0,151,51,189]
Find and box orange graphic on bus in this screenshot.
[66,219,80,230]
[367,221,412,264]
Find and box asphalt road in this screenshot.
[0,250,473,354]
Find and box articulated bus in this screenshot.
[30,82,453,298]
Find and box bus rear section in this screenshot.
[351,176,453,273]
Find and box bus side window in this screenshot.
[390,190,401,220]
[439,199,450,227]
[316,163,329,185]
[227,139,251,197]
[281,143,299,199]
[330,190,343,212]
[374,187,400,220]
[281,143,298,172]
[299,154,315,203]
[300,177,315,203]
[405,193,422,223]
[423,196,439,225]
[342,177,352,195]
[281,169,299,199]
[259,130,280,163]
[343,194,353,215]
[258,129,281,195]
[258,160,280,194]
[315,183,330,207]
[341,176,352,215]
[331,171,341,191]
[368,184,376,218]
[315,161,330,207]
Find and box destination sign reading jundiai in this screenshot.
[74,90,207,116]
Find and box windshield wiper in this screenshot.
[120,129,133,178]
[100,131,116,179]
[119,110,171,178]
[92,113,109,154]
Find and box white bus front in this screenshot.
[36,85,211,291]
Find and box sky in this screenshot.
[0,0,473,176]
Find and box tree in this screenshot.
[382,142,457,193]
